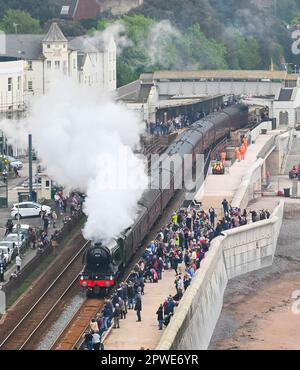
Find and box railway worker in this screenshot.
[113,304,121,329]
[243,136,248,151]
[235,146,241,162]
[156,304,164,330]
[16,254,22,273]
[239,145,245,160]
[220,151,226,165]
[134,287,142,322]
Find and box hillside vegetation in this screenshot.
[1,0,300,86]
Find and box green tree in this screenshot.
[0,9,42,33]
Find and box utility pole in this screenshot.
[28,134,33,202]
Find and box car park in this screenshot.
[10,202,51,219]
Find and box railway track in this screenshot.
[51,299,104,350]
[0,239,90,350]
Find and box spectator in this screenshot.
[16,254,22,272]
[135,287,142,322]
[156,304,164,330]
[90,318,99,333]
[113,303,121,328]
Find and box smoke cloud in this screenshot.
[87,23,133,55]
[0,77,148,242]
[147,20,181,66]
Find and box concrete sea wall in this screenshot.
[156,200,284,350]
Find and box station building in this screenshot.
[118,70,300,129]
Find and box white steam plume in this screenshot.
[147,20,181,66]
[87,23,133,55]
[0,77,148,242]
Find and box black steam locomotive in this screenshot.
[80,104,249,295]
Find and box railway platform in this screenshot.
[195,130,278,212]
[104,266,182,350]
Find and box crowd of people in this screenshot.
[84,198,271,350]
[147,102,237,137]
[289,164,300,179]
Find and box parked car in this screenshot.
[4,233,25,251]
[12,224,30,241]
[10,202,51,219]
[0,242,17,264]
[0,155,23,170]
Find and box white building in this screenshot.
[0,57,25,115]
[0,22,116,112]
[273,84,300,128]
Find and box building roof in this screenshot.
[60,0,101,20]
[68,36,100,53]
[151,70,294,81]
[116,80,141,101]
[276,88,295,101]
[43,22,68,42]
[4,35,44,60]
[3,24,107,60]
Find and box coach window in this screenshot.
[113,247,123,263]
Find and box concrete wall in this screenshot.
[223,201,284,279]
[231,158,263,209]
[156,201,284,350]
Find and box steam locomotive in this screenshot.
[80,104,249,295]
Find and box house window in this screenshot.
[47,60,51,69]
[47,44,50,49]
[63,44,66,48]
[17,76,21,90]
[28,81,33,91]
[73,59,76,69]
[279,111,289,125]
[28,61,33,70]
[8,77,12,92]
[55,61,60,69]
